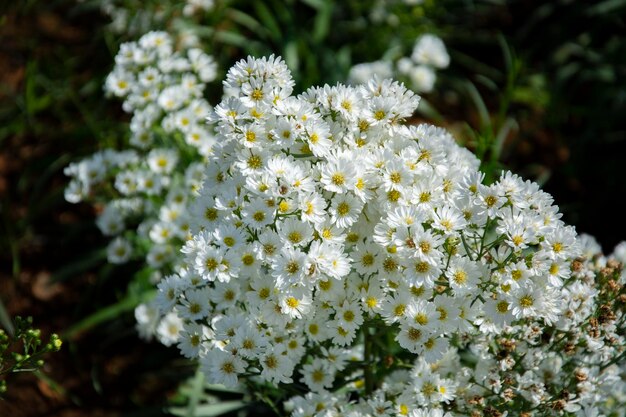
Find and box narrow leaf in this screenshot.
[63,290,155,339]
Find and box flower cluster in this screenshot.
[142,56,624,416]
[64,31,217,271]
[349,33,450,93]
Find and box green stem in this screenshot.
[363,321,374,396]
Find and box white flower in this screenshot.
[329,193,364,229]
[156,311,184,347]
[411,34,450,69]
[106,237,132,264]
[301,358,335,392]
[320,154,357,193]
[201,349,246,388]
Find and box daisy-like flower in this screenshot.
[300,358,335,392]
[320,154,357,193]
[278,217,313,247]
[329,193,364,228]
[201,349,246,388]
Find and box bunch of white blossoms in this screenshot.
[64,31,217,269]
[142,56,625,416]
[350,33,450,93]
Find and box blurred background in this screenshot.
[1,0,624,415]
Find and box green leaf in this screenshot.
[0,298,14,336]
[312,1,332,43]
[253,2,282,42]
[168,401,246,417]
[587,0,626,15]
[415,97,444,125]
[465,81,491,131]
[213,31,249,48]
[62,290,155,339]
[284,40,299,73]
[228,9,268,39]
[50,248,107,283]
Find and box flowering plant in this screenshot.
[146,56,626,416]
[64,31,216,274]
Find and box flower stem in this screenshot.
[363,320,374,396]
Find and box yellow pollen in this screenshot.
[362,254,374,266]
[309,133,319,144]
[512,235,524,246]
[343,311,355,322]
[221,362,235,374]
[485,195,498,207]
[519,295,534,308]
[394,304,406,317]
[245,131,256,142]
[436,306,448,321]
[278,200,290,213]
[511,269,522,281]
[224,290,235,301]
[259,288,270,299]
[408,327,421,341]
[286,261,300,274]
[205,208,218,221]
[265,355,277,369]
[496,300,509,313]
[309,324,319,335]
[336,202,350,216]
[415,313,428,325]
[223,237,235,247]
[253,211,266,222]
[419,241,431,253]
[331,173,345,186]
[288,231,302,244]
[549,263,559,275]
[312,369,325,382]
[411,285,425,297]
[285,297,299,308]
[415,261,429,273]
[453,270,467,285]
[552,242,563,253]
[390,172,401,183]
[319,280,331,291]
[263,244,276,256]
[347,232,359,243]
[419,192,431,203]
[387,189,401,202]
[247,155,262,169]
[341,100,352,111]
[205,258,218,271]
[374,110,386,120]
[366,297,377,309]
[251,88,263,101]
[242,254,254,265]
[321,229,332,239]
[424,338,435,350]
[383,257,398,272]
